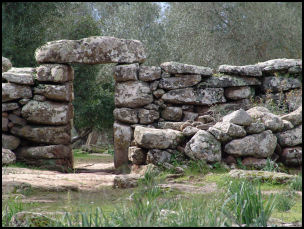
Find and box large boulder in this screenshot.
[246,106,284,132]
[134,126,184,149]
[158,74,201,90]
[184,130,221,163]
[35,36,146,64]
[275,125,302,147]
[2,134,20,150]
[2,56,12,73]
[115,81,153,108]
[162,87,226,105]
[2,148,16,165]
[36,64,74,83]
[222,109,253,126]
[160,62,212,76]
[113,63,138,82]
[2,67,35,85]
[218,64,262,77]
[224,130,277,158]
[113,108,138,124]
[2,83,32,102]
[16,145,72,160]
[113,122,132,168]
[281,106,302,127]
[21,100,73,125]
[11,125,71,144]
[33,82,73,102]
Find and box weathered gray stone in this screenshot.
[2,103,19,112]
[162,88,226,105]
[197,115,215,124]
[281,106,302,126]
[208,126,232,142]
[113,122,132,168]
[113,63,138,82]
[153,89,165,98]
[134,126,184,149]
[218,64,262,77]
[113,108,138,124]
[137,109,159,124]
[222,109,253,126]
[8,114,26,126]
[21,100,73,125]
[241,157,268,169]
[36,64,74,83]
[209,99,252,113]
[196,124,213,130]
[280,146,302,166]
[146,149,171,165]
[2,56,12,73]
[246,106,284,132]
[33,95,46,102]
[12,108,21,116]
[261,76,301,92]
[11,125,71,144]
[257,58,302,73]
[9,211,55,227]
[144,103,159,110]
[161,107,183,121]
[34,82,73,102]
[198,75,261,88]
[158,121,186,131]
[2,134,20,150]
[128,146,146,165]
[2,148,16,165]
[139,66,161,81]
[148,82,158,93]
[16,145,71,160]
[184,130,221,163]
[115,81,153,108]
[245,122,265,134]
[276,125,302,147]
[182,111,198,121]
[212,122,247,138]
[285,89,302,112]
[224,86,253,100]
[182,126,200,137]
[35,36,146,64]
[160,62,213,76]
[282,120,294,131]
[2,83,32,102]
[159,74,201,90]
[288,65,302,74]
[2,117,8,131]
[19,99,30,105]
[224,130,277,158]
[2,68,35,85]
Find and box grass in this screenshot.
[275,191,296,212]
[289,174,302,191]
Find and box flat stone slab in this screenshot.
[2,83,32,102]
[198,75,261,88]
[159,74,201,90]
[34,82,73,102]
[228,169,297,184]
[218,64,262,77]
[35,36,146,64]
[2,67,35,85]
[261,76,301,93]
[257,58,302,73]
[160,61,213,75]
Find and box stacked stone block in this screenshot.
[2,59,74,171]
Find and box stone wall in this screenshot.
[2,36,302,171]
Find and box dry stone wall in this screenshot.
[2,36,302,172]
